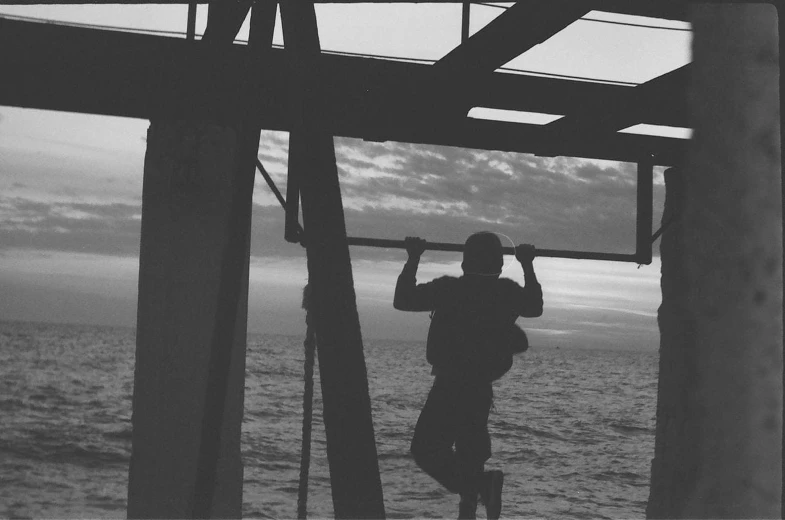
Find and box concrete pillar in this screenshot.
[648,167,700,517]
[127,121,249,518]
[648,4,782,518]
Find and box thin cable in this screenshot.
[579,16,692,32]
[474,2,691,32]
[0,12,197,38]
[495,67,639,86]
[474,2,511,9]
[302,47,437,65]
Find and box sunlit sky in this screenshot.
[0,3,692,348]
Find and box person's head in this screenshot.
[461,231,503,276]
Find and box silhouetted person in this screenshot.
[394,232,543,519]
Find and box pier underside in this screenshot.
[0,2,781,519]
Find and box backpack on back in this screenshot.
[425,278,528,382]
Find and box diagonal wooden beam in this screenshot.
[433,0,591,75]
[279,1,386,518]
[200,0,254,44]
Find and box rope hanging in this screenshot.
[297,284,316,519]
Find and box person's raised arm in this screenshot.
[393,237,433,311]
[514,244,543,317]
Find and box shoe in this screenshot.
[479,470,503,520]
[458,494,478,519]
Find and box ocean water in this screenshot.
[0,320,658,519]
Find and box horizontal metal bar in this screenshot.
[345,236,638,262]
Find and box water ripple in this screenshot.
[1,322,657,519]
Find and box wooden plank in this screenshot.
[434,0,590,75]
[190,3,276,519]
[200,0,254,44]
[0,17,688,125]
[279,1,386,518]
[426,0,588,122]
[0,17,691,128]
[461,2,469,43]
[186,2,196,40]
[0,18,688,164]
[0,0,692,21]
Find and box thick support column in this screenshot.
[647,167,698,517]
[128,4,274,518]
[128,122,249,518]
[281,2,386,518]
[648,4,782,518]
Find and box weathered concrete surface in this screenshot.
[648,167,699,518]
[127,121,249,518]
[648,4,781,518]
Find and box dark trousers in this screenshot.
[410,375,493,498]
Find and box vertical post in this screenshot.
[187,2,197,41]
[191,3,277,518]
[461,2,470,43]
[283,0,303,244]
[782,9,785,514]
[280,2,386,518]
[285,149,302,243]
[128,120,249,520]
[636,158,653,265]
[646,167,696,518]
[647,4,782,518]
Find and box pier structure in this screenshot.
[0,2,781,518]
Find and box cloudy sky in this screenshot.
[0,4,691,348]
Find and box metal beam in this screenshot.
[346,237,639,263]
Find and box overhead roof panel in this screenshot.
[314,3,461,62]
[497,10,692,85]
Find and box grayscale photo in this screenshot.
[0,2,781,519]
